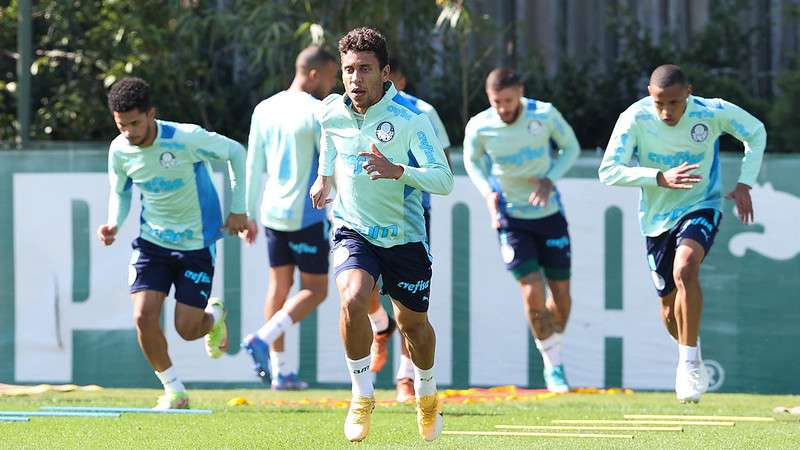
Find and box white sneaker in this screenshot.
[675,360,709,403]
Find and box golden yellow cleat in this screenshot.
[416,393,444,441]
[344,396,375,442]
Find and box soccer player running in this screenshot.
[463,68,580,393]
[239,46,338,390]
[97,77,247,409]
[367,57,452,402]
[599,64,765,403]
[309,27,453,442]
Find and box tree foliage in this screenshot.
[0,0,797,152]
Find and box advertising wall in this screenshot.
[1,150,798,392]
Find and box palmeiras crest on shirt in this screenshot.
[376,121,395,142]
[160,151,177,168]
[528,120,544,135]
[690,123,709,143]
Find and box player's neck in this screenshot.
[140,120,158,148]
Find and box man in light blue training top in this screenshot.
[367,57,452,403]
[599,64,766,403]
[97,77,248,409]
[309,27,453,443]
[239,46,339,391]
[463,67,580,393]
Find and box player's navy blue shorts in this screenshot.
[265,220,330,274]
[497,212,571,281]
[129,237,215,309]
[331,227,432,313]
[423,207,431,242]
[645,208,721,297]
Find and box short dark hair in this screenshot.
[338,27,389,68]
[649,64,688,88]
[296,45,337,73]
[486,68,523,91]
[107,77,152,113]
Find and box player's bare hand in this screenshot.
[485,192,501,230]
[222,213,248,235]
[528,177,553,207]
[725,182,754,225]
[96,224,117,246]
[310,175,333,209]
[358,144,404,180]
[239,219,259,245]
[657,162,702,189]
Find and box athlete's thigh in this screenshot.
[533,212,571,281]
[265,226,294,268]
[172,245,215,310]
[129,238,173,297]
[132,290,167,319]
[675,209,721,264]
[497,217,540,280]
[379,241,432,313]
[289,220,331,275]
[331,227,380,302]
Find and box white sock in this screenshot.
[678,344,699,364]
[346,355,374,399]
[205,302,221,324]
[396,354,415,380]
[256,310,294,344]
[155,366,185,393]
[368,305,389,333]
[535,334,562,369]
[413,364,437,397]
[270,350,288,377]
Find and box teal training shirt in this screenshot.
[463,97,581,220]
[317,82,453,248]
[246,90,325,232]
[107,120,246,251]
[599,95,766,237]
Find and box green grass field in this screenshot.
[0,388,798,449]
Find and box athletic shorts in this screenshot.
[129,237,215,309]
[497,212,571,281]
[331,227,432,313]
[265,220,330,274]
[424,207,431,242]
[646,208,721,297]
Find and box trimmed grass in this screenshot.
[0,388,798,449]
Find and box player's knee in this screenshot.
[398,320,431,346]
[673,260,700,286]
[174,320,203,341]
[133,308,160,331]
[339,287,369,317]
[308,283,328,304]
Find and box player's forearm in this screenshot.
[546,141,580,181]
[463,153,494,196]
[397,164,454,195]
[598,160,660,187]
[737,124,767,187]
[107,190,131,228]
[226,141,247,214]
[245,147,265,221]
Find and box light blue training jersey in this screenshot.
[107,120,246,251]
[599,95,766,237]
[397,91,451,211]
[246,90,325,232]
[317,82,453,248]
[463,97,581,220]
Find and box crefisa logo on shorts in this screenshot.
[690,123,709,143]
[160,151,177,168]
[376,121,395,142]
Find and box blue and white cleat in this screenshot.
[241,334,271,385]
[272,372,309,391]
[544,364,570,393]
